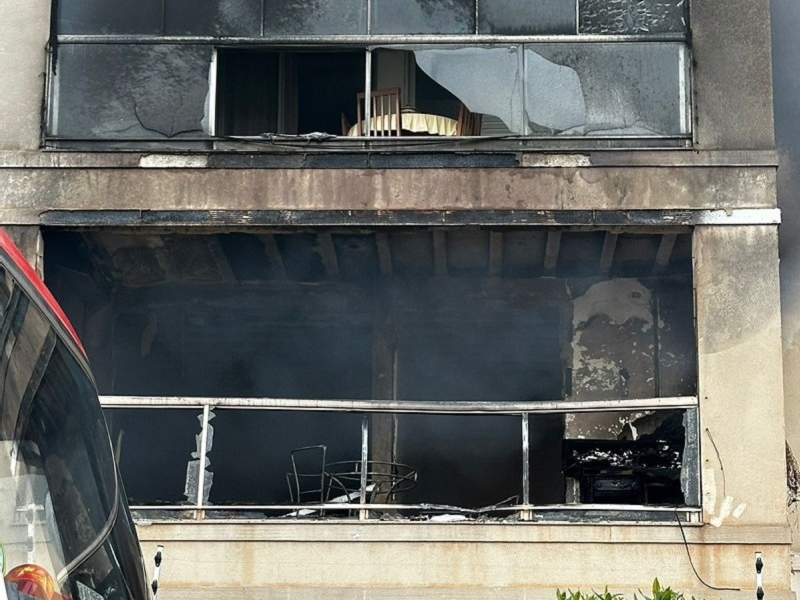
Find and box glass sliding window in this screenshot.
[371,0,475,34]
[263,0,368,35]
[524,43,691,136]
[478,0,576,34]
[57,0,162,35]
[165,0,262,36]
[411,45,524,135]
[578,0,689,34]
[50,45,211,140]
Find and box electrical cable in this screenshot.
[674,510,740,591]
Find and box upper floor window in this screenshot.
[47,0,691,148]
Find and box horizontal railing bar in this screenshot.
[56,34,688,45]
[100,395,698,413]
[130,503,702,513]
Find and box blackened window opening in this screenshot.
[43,227,697,516]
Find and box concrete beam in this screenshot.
[0,166,778,224]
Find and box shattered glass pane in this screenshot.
[479,0,576,34]
[413,46,525,134]
[263,0,368,35]
[165,0,262,36]
[525,43,689,136]
[184,461,214,504]
[57,0,162,34]
[51,45,212,140]
[579,0,688,34]
[372,0,475,34]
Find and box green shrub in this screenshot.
[556,579,704,600]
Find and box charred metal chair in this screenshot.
[286,445,328,507]
[325,460,417,510]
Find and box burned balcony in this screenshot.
[48,0,692,149]
[43,227,699,521]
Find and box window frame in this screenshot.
[100,394,701,523]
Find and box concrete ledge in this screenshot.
[135,521,792,545]
[0,150,778,169]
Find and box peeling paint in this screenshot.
[703,467,717,515]
[573,279,653,330]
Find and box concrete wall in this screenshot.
[695,226,787,528]
[0,160,779,224]
[136,522,792,600]
[0,0,49,150]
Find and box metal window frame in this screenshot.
[103,394,701,522]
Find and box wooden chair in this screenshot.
[456,103,483,136]
[356,88,402,136]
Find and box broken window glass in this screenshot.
[165,0,262,36]
[578,0,688,34]
[104,408,202,506]
[371,0,475,34]
[50,45,212,140]
[207,410,362,508]
[412,45,525,134]
[563,408,693,506]
[263,0,368,35]
[57,0,162,34]
[525,43,690,136]
[478,0,576,34]
[410,42,689,136]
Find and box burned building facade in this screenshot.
[0,0,793,598]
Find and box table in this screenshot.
[347,112,457,137]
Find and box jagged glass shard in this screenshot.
[184,459,200,501]
[263,0,367,35]
[479,0,575,35]
[51,45,211,140]
[413,46,525,134]
[578,0,688,34]
[372,0,474,34]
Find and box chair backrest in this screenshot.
[356,88,402,136]
[456,103,483,136]
[286,445,327,505]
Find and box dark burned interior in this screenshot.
[43,227,697,518]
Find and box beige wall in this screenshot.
[136,522,792,599]
[0,0,49,151]
[695,226,788,528]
